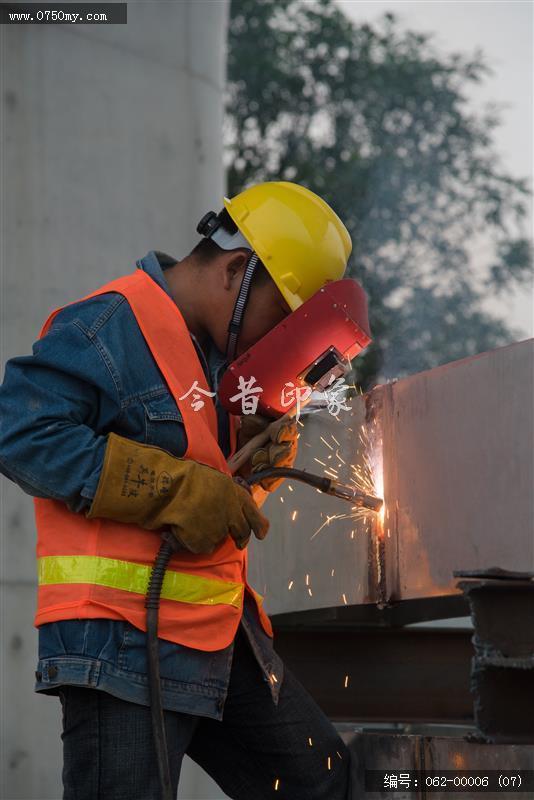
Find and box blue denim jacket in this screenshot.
[0,251,283,719]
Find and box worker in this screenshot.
[0,181,354,800]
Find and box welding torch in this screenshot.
[249,466,383,512]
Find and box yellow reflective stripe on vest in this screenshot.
[37,555,243,608]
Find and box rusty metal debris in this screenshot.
[455,567,534,744]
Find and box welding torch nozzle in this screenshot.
[326,480,384,513]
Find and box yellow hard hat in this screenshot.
[223,181,352,311]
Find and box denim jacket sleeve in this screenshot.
[0,302,122,514]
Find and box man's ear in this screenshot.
[221,249,251,291]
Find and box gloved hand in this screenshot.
[86,433,269,554]
[237,414,298,492]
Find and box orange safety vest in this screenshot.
[33,268,273,650]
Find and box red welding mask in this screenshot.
[218,278,372,419]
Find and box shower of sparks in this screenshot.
[283,407,384,572]
[303,412,385,542]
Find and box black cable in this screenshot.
[247,467,332,493]
[144,532,176,800]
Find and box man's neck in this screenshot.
[163,257,211,350]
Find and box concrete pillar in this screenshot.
[0,2,229,797]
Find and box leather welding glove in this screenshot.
[238,414,298,492]
[86,433,269,554]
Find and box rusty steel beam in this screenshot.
[272,627,474,724]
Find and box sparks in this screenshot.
[344,675,349,688]
[308,737,313,747]
[335,449,346,465]
[320,436,334,450]
[327,756,332,770]
[310,513,343,540]
[291,510,298,521]
[288,580,294,590]
[314,457,327,467]
[274,778,280,791]
[342,593,348,605]
[323,469,339,480]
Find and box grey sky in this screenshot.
[337,0,533,337]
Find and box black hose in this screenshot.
[144,532,176,800]
[144,467,347,799]
[247,466,333,493]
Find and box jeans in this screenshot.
[59,626,352,800]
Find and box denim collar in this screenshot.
[135,251,228,382]
[135,250,176,299]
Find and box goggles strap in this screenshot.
[225,252,259,362]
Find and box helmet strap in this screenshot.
[225,252,259,362]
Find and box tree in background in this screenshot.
[226,0,532,388]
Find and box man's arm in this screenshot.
[0,314,121,513]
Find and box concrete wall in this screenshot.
[0,3,229,798]
[249,339,534,617]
